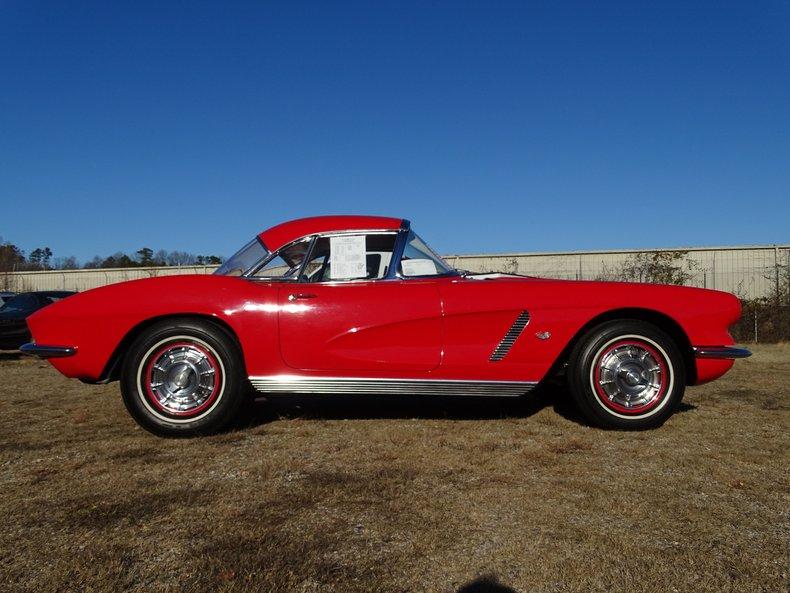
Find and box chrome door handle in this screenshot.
[288,293,317,301]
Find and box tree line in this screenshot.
[0,239,223,272]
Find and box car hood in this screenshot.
[461,272,742,323]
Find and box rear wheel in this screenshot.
[567,320,685,429]
[120,319,246,437]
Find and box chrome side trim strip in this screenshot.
[19,343,77,358]
[489,310,531,362]
[249,375,536,397]
[693,346,752,359]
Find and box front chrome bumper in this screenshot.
[19,343,77,358]
[693,346,752,359]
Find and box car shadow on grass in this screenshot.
[238,380,697,430]
[457,575,518,593]
[240,381,588,427]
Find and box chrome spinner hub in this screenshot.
[597,344,664,409]
[148,345,217,414]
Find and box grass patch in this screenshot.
[0,345,787,592]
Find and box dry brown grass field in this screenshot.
[1,345,788,593]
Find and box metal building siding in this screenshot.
[4,245,788,299]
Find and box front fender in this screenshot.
[26,275,280,381]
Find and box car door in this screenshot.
[276,233,442,372]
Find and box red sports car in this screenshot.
[22,216,750,436]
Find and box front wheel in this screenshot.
[567,320,686,429]
[120,319,246,437]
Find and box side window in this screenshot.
[252,238,312,280]
[301,234,396,282]
[399,231,453,277]
[301,252,327,280]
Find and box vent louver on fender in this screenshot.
[489,310,531,362]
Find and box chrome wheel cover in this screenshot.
[593,339,668,414]
[144,341,221,416]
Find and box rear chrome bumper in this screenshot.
[693,346,752,359]
[19,343,77,358]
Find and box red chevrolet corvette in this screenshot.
[22,215,750,436]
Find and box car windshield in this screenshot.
[399,231,455,277]
[0,294,38,314]
[214,238,269,276]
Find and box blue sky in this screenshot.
[2,1,788,262]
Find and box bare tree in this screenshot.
[166,251,197,266]
[615,251,697,285]
[53,256,79,270]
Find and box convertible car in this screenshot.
[21,216,750,436]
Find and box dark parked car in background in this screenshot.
[0,291,16,306]
[0,291,75,350]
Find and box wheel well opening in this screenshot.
[548,308,696,385]
[98,314,244,383]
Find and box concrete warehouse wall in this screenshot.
[3,245,789,300]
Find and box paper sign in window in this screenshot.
[401,258,437,277]
[330,235,367,279]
